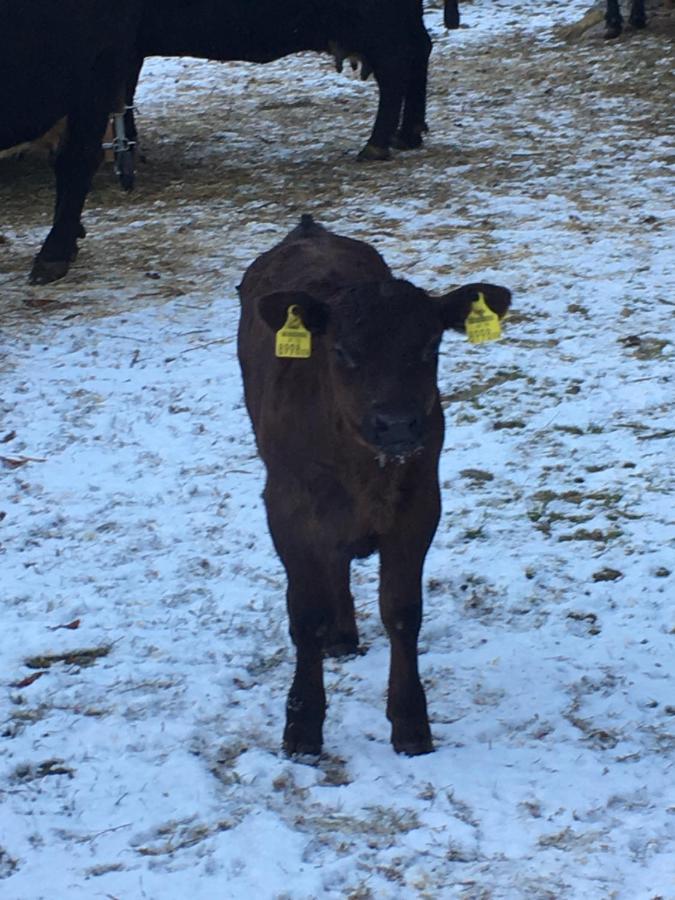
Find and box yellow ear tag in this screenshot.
[465,292,502,344]
[275,305,312,359]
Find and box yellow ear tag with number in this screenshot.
[275,305,312,359]
[465,292,502,344]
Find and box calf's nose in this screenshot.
[369,411,424,452]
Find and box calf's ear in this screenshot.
[257,291,330,334]
[437,283,512,332]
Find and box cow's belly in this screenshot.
[0,81,67,152]
[139,2,326,62]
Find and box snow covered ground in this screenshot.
[1,1,674,897]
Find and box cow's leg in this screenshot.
[629,0,646,29]
[358,57,408,161]
[30,53,122,284]
[605,0,624,38]
[444,0,460,29]
[378,479,439,755]
[393,29,432,151]
[30,120,105,284]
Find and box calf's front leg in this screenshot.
[282,558,330,756]
[378,537,434,755]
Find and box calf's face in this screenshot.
[257,279,511,460]
[327,282,443,458]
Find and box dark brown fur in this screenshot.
[237,216,511,756]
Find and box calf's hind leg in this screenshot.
[323,556,359,658]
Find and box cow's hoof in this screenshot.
[604,24,622,38]
[629,16,646,29]
[391,131,424,151]
[77,223,86,239]
[357,143,391,162]
[29,257,71,285]
[391,720,433,756]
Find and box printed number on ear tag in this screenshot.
[275,305,312,359]
[465,292,502,344]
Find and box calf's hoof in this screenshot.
[324,636,360,659]
[323,619,360,658]
[357,143,391,162]
[604,24,622,38]
[29,256,71,285]
[391,719,433,756]
[283,721,323,758]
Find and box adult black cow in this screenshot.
[238,216,511,756]
[0,0,141,283]
[129,0,435,161]
[605,0,646,37]
[3,0,438,283]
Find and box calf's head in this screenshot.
[258,279,510,460]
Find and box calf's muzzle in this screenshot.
[364,409,426,457]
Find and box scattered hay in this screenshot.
[556,0,675,41]
[0,848,19,879]
[557,527,622,543]
[592,567,623,582]
[24,646,112,669]
[13,758,75,782]
[459,468,495,484]
[133,818,234,856]
[85,863,126,877]
[295,806,420,837]
[556,7,605,41]
[441,369,525,405]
